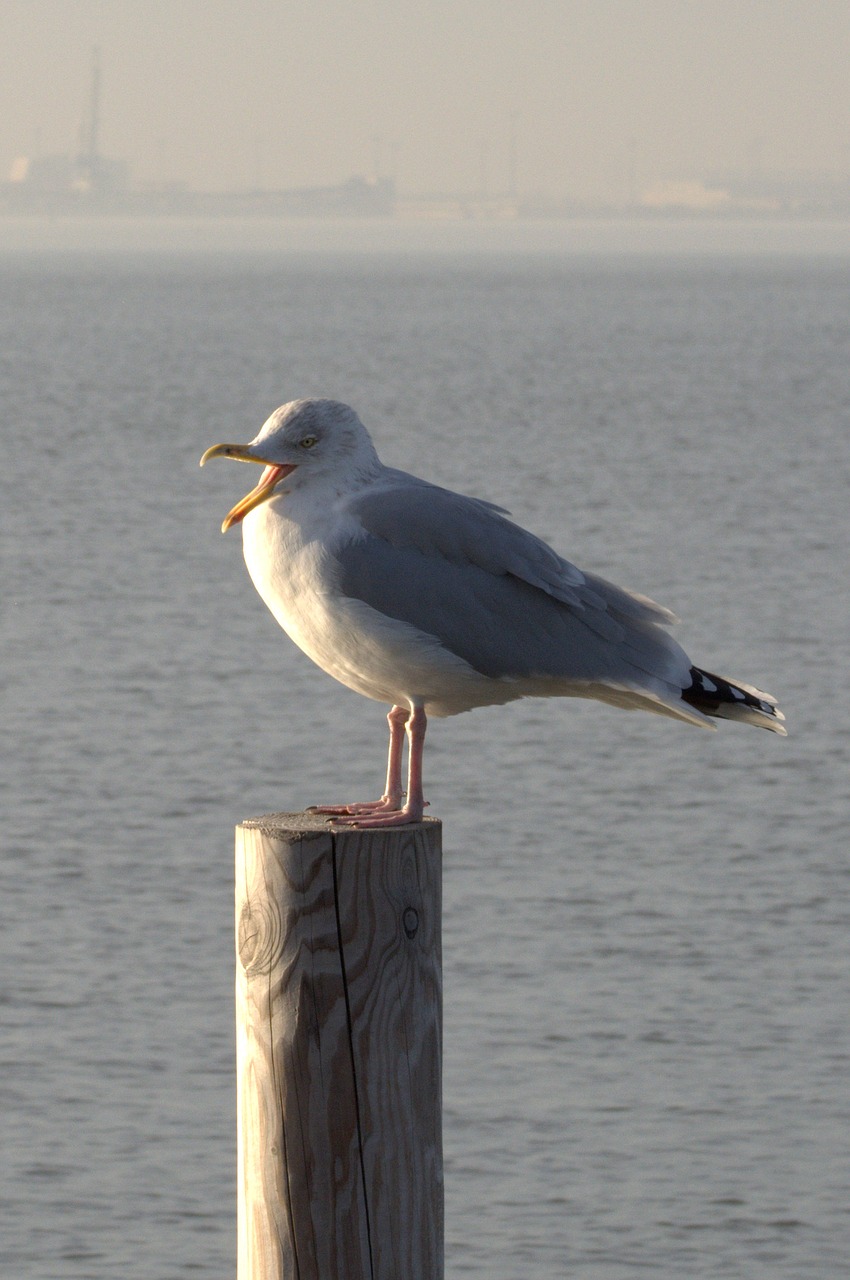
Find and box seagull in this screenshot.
[201,398,785,827]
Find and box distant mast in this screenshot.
[507,110,518,204]
[80,46,101,188]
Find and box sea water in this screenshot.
[2,232,848,1278]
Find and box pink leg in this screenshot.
[382,705,408,807]
[343,704,427,828]
[309,705,409,816]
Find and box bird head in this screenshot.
[200,398,380,532]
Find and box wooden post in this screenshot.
[235,811,443,1280]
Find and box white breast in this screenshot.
[241,495,488,714]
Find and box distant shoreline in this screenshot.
[1,214,849,258]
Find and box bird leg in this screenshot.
[309,705,409,816]
[381,703,409,807]
[342,704,427,827]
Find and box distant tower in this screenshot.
[77,46,101,188]
[372,135,383,181]
[507,111,519,200]
[478,137,489,200]
[747,136,765,189]
[87,47,101,174]
[626,136,639,207]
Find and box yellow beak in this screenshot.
[199,443,296,532]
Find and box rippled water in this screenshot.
[2,242,848,1278]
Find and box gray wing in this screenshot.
[337,475,691,690]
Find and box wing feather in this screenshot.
[346,471,590,607]
[335,476,691,697]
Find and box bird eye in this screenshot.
[299,435,318,449]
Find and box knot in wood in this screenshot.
[238,896,284,975]
[402,906,420,940]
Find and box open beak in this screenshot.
[199,443,296,532]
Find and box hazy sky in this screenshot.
[3,0,849,202]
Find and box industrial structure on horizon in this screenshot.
[3,49,396,219]
[5,50,850,222]
[7,48,130,208]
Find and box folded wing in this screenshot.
[337,474,702,721]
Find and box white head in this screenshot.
[200,398,382,531]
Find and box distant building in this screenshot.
[7,152,129,204]
[4,47,129,211]
[640,180,732,212]
[1,46,394,219]
[639,171,850,218]
[224,175,396,217]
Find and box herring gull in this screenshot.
[201,398,785,826]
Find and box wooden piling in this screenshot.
[235,811,443,1280]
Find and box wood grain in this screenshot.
[235,812,443,1280]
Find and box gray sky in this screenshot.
[2,0,849,202]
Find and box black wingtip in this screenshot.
[682,666,786,735]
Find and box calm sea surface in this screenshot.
[2,229,849,1278]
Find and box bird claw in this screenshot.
[308,795,403,817]
[333,801,425,828]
